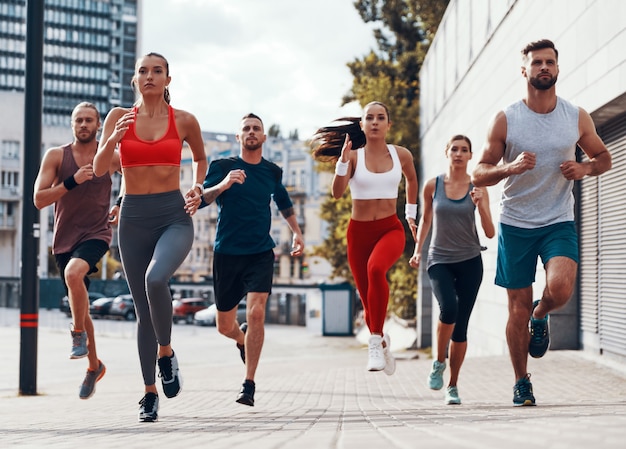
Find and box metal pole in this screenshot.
[19,0,45,396]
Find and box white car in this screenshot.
[194,300,247,326]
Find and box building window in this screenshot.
[1,141,19,159]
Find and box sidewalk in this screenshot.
[1,308,626,449]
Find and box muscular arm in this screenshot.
[33,147,63,209]
[472,111,536,187]
[560,108,612,179]
[471,112,508,187]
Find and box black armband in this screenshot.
[115,196,123,207]
[63,175,78,190]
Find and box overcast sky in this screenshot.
[140,0,378,138]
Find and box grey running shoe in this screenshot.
[69,327,88,359]
[138,392,159,422]
[236,379,255,406]
[428,360,446,390]
[529,300,550,358]
[158,351,183,398]
[237,322,247,364]
[79,360,106,400]
[382,334,396,375]
[445,386,461,405]
[513,373,536,406]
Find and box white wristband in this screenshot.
[335,159,350,176]
[405,203,417,221]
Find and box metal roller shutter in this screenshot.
[579,172,598,336]
[593,113,626,357]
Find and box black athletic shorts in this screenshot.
[55,239,109,291]
[213,249,274,311]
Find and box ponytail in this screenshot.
[310,117,365,161]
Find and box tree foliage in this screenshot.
[312,0,449,319]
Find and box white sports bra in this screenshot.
[349,144,402,200]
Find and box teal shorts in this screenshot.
[495,221,579,289]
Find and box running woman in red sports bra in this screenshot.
[94,52,207,423]
[311,102,419,375]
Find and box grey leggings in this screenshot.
[119,190,193,386]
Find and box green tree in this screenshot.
[268,124,281,138]
[312,0,448,319]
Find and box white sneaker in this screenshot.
[367,335,386,371]
[382,334,396,375]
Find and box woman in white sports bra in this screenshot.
[311,101,418,375]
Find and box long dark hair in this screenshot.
[310,101,390,161]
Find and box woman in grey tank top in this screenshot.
[410,135,495,405]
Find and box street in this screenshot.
[2,307,626,449]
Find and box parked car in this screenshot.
[194,300,247,326]
[89,296,116,319]
[108,294,136,321]
[172,297,210,324]
[59,291,106,317]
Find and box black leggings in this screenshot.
[427,255,483,343]
[119,190,193,386]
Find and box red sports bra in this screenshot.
[119,105,182,168]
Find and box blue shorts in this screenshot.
[495,221,578,289]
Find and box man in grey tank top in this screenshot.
[472,39,611,407]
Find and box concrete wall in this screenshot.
[419,0,626,357]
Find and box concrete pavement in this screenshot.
[1,308,626,449]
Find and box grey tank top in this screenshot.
[427,174,481,269]
[501,97,579,228]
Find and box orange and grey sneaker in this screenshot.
[70,326,88,359]
[79,360,106,400]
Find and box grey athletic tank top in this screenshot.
[501,97,579,228]
[427,174,481,269]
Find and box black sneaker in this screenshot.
[158,351,183,398]
[138,392,159,422]
[529,300,550,358]
[513,373,536,406]
[236,379,255,406]
[236,322,247,364]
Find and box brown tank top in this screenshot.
[52,144,112,254]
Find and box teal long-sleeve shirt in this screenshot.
[200,156,293,255]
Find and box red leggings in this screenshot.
[347,215,405,334]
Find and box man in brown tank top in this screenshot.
[34,102,121,399]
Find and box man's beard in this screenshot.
[76,130,97,144]
[529,74,557,90]
[243,140,262,152]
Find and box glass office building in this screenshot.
[0,0,140,125]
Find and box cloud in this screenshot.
[140,0,376,137]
